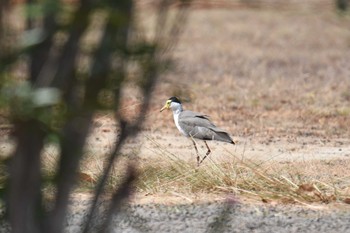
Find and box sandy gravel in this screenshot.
[2,198,349,233]
[107,202,350,233]
[50,200,350,232]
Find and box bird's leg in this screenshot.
[199,141,211,165]
[204,141,211,155]
[190,136,201,166]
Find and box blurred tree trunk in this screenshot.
[0,0,190,232]
[336,0,348,11]
[9,121,45,232]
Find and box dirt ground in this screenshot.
[87,5,350,163]
[1,2,350,206]
[73,4,350,205]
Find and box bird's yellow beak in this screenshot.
[160,101,170,112]
[160,105,167,112]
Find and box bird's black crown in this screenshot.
[168,96,181,104]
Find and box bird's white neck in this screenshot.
[170,102,183,114]
[171,103,183,126]
[172,107,183,116]
[170,102,187,135]
[172,108,182,125]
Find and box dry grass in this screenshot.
[38,6,350,205]
[64,135,350,205]
[36,145,350,206]
[132,139,350,205]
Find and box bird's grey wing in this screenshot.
[179,111,216,128]
[178,118,213,140]
[178,113,217,139]
[179,110,211,121]
[179,111,234,143]
[181,111,229,133]
[178,116,214,129]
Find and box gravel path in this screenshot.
[62,201,350,233]
[1,200,350,232]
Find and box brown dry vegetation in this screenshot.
[3,2,350,206]
[145,6,350,140]
[116,2,350,205]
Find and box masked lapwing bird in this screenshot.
[160,96,235,166]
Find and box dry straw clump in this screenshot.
[38,133,350,206]
[134,139,350,205]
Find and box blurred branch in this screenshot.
[28,0,59,83]
[45,114,93,233]
[45,1,123,232]
[0,0,10,39]
[1,1,191,233]
[82,120,129,233]
[83,1,191,232]
[82,1,134,231]
[37,0,95,89]
[0,1,16,78]
[161,0,191,57]
[336,0,348,11]
[99,164,137,233]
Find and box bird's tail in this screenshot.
[213,130,235,144]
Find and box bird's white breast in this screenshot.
[173,112,188,136]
